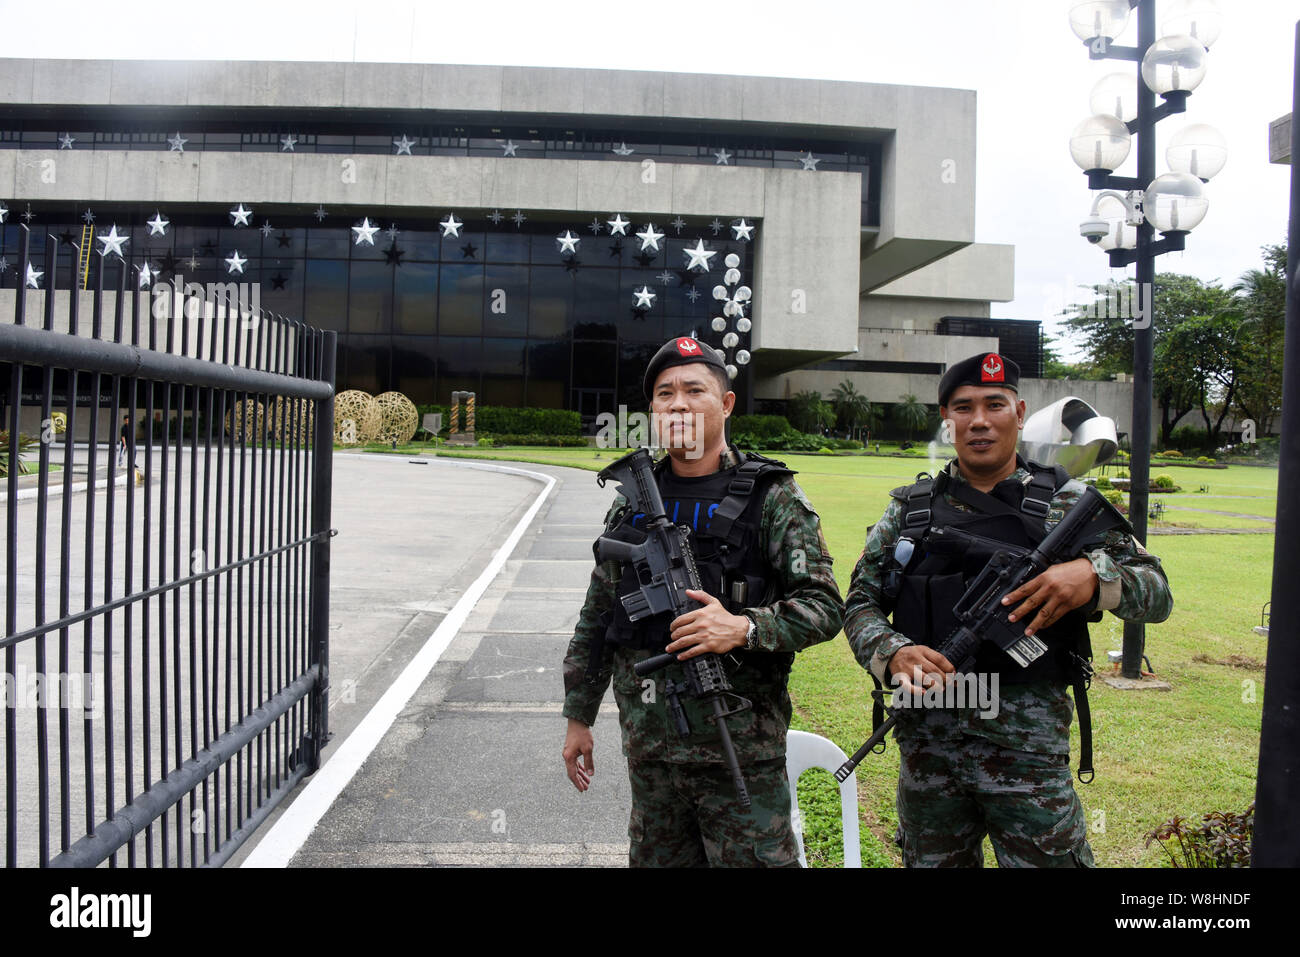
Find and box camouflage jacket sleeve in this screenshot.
[560,497,623,727]
[742,477,845,654]
[843,496,914,683]
[1065,482,1173,624]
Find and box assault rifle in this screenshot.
[834,484,1125,783]
[594,447,753,808]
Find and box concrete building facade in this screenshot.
[0,58,1133,434]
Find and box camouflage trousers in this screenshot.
[626,757,801,868]
[895,733,1094,868]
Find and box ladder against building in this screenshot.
[78,223,94,289]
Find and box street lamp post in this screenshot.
[1069,0,1224,679]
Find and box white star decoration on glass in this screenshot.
[260,220,274,237]
[225,251,247,275]
[352,217,380,246]
[385,223,400,240]
[393,135,415,155]
[685,286,701,303]
[280,135,297,152]
[314,205,328,221]
[612,142,634,156]
[137,263,156,288]
[588,218,603,235]
[0,257,8,273]
[556,231,580,254]
[167,132,187,152]
[713,148,732,165]
[26,264,43,288]
[656,270,675,286]
[732,219,754,241]
[0,203,8,223]
[799,152,820,171]
[439,214,463,238]
[146,212,169,237]
[671,216,687,233]
[98,225,129,258]
[186,254,201,271]
[229,204,253,227]
[683,239,716,272]
[58,133,75,149]
[709,219,724,235]
[487,210,504,225]
[81,209,95,224]
[22,204,34,223]
[636,224,664,252]
[501,140,518,156]
[633,286,656,309]
[511,210,526,227]
[607,214,630,236]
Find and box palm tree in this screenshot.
[893,393,930,444]
[861,402,884,442]
[830,379,872,439]
[789,389,835,433]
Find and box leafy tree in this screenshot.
[893,393,931,443]
[1230,244,1286,436]
[1062,274,1236,446]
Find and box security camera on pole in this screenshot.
[1068,0,1225,680]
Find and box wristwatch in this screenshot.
[743,615,757,650]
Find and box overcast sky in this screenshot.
[3,0,1294,359]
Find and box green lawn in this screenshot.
[378,444,1276,867]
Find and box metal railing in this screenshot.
[1,225,337,867]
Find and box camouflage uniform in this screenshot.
[844,460,1173,867]
[563,450,844,867]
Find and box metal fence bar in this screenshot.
[2,223,334,868]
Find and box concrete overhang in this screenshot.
[1270,113,1291,164]
[868,243,1015,302]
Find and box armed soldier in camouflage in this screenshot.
[845,351,1172,867]
[561,336,844,867]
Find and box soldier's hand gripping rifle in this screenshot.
[594,447,753,808]
[835,485,1127,783]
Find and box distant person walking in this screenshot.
[118,414,131,468]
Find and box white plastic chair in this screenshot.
[785,729,862,868]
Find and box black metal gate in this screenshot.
[1,225,336,867]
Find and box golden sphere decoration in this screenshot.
[374,391,418,445]
[225,399,266,442]
[334,390,380,445]
[272,396,316,445]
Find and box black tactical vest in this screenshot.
[890,460,1091,686]
[589,448,795,676]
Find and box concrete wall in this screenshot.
[0,57,1005,401]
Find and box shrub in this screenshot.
[415,404,581,436]
[1168,426,1210,452]
[1153,474,1177,490]
[821,437,864,450]
[1157,449,1183,458]
[1145,802,1253,868]
[817,446,837,455]
[732,430,831,453]
[1093,476,1113,490]
[731,415,793,439]
[486,434,588,447]
[1103,489,1124,506]
[1196,455,1215,464]
[1116,470,1130,479]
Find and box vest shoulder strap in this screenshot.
[898,470,944,534]
[708,452,795,545]
[1021,459,1071,519]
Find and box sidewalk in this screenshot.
[243,454,631,867]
